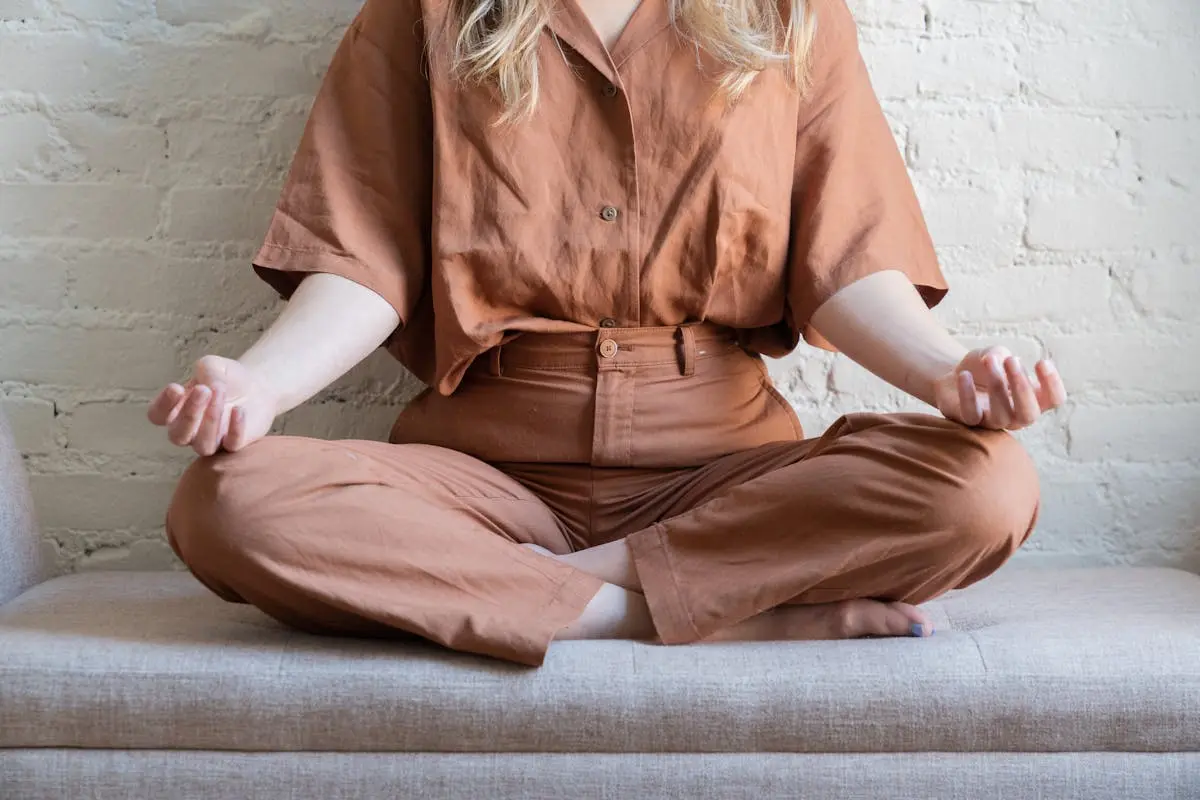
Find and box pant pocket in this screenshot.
[750,356,804,440]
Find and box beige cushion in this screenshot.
[5,751,1199,800]
[1,567,1197,753]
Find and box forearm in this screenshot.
[237,273,400,414]
[809,270,966,407]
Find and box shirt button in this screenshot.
[598,339,619,358]
[599,317,617,328]
[602,83,619,98]
[600,205,619,222]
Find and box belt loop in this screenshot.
[676,325,696,377]
[489,343,503,377]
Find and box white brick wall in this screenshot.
[1,0,1198,573]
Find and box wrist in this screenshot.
[234,358,288,417]
[905,345,968,407]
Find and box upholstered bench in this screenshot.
[2,414,1197,798]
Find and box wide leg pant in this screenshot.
[166,324,1040,666]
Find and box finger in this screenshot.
[167,385,211,446]
[983,355,1013,429]
[1005,357,1040,428]
[224,406,247,452]
[1035,360,1067,411]
[193,385,225,457]
[163,392,189,426]
[147,384,186,426]
[956,371,983,426]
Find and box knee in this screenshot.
[937,429,1040,559]
[166,440,288,571]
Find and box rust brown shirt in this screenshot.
[252,0,948,396]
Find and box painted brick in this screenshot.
[56,0,153,23]
[68,401,191,457]
[1069,405,1200,462]
[0,114,66,179]
[56,113,167,180]
[166,186,278,241]
[140,42,320,100]
[0,34,137,97]
[1024,42,1200,110]
[926,0,1024,37]
[0,250,68,308]
[0,0,1196,572]
[1027,188,1196,250]
[1127,256,1200,319]
[1032,0,1200,36]
[918,40,1019,99]
[0,326,178,389]
[1,0,47,20]
[910,111,1116,173]
[155,0,356,30]
[0,184,160,238]
[940,266,1112,325]
[1123,118,1200,183]
[860,42,919,100]
[75,538,182,571]
[1046,332,1200,393]
[849,0,925,30]
[1112,467,1200,550]
[0,396,56,453]
[1031,471,1119,554]
[70,250,266,317]
[29,474,176,530]
[917,182,1023,250]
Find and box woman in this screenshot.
[150,0,1065,666]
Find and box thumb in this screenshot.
[222,406,249,452]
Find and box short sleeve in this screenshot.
[787,0,947,350]
[252,0,432,332]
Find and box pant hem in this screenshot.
[516,570,605,667]
[626,523,701,645]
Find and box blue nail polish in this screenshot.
[910,622,926,638]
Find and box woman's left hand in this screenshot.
[933,346,1067,431]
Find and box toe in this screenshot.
[887,601,934,637]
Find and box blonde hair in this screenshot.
[449,0,817,123]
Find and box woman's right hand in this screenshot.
[147,355,279,456]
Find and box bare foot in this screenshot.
[522,542,934,642]
[521,540,642,591]
[706,599,934,642]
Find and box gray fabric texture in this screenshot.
[3,751,1198,800]
[0,408,47,605]
[2,567,1197,753]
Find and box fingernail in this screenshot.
[910,623,927,638]
[1044,360,1058,374]
[1012,357,1023,372]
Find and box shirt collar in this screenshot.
[546,0,672,83]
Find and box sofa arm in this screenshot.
[0,408,49,604]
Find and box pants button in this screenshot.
[598,339,619,358]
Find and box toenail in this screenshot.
[910,623,927,638]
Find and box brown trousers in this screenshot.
[166,324,1040,666]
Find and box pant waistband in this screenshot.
[480,323,742,378]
